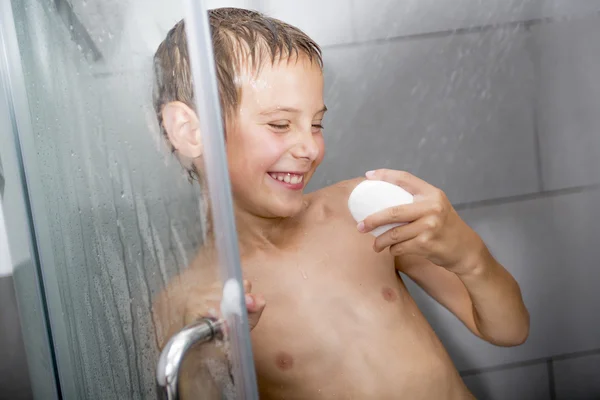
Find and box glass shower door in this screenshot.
[2,0,257,398]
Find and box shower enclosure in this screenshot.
[1,0,257,398]
[3,0,600,399]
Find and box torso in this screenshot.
[241,178,473,399]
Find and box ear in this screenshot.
[161,101,202,158]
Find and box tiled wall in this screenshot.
[81,1,600,398]
[263,1,600,399]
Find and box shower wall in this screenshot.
[134,1,600,398]
[272,1,600,399]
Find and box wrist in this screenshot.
[451,237,491,277]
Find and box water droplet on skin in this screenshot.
[301,270,308,280]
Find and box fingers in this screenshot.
[372,218,426,252]
[245,293,266,313]
[244,279,266,330]
[184,279,265,332]
[245,293,266,331]
[388,237,425,258]
[243,279,252,293]
[360,201,431,232]
[365,169,436,196]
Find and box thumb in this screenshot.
[245,293,266,331]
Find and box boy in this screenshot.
[152,8,529,399]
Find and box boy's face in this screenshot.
[226,54,326,219]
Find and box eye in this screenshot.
[312,123,324,133]
[268,123,290,132]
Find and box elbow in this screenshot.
[500,327,529,347]
[514,314,531,346]
[511,308,531,346]
[488,311,530,347]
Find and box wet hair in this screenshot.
[152,7,323,180]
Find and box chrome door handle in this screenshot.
[156,318,224,400]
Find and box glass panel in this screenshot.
[181,1,258,396]
[8,0,255,398]
[0,2,59,397]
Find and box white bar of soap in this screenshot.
[348,180,414,237]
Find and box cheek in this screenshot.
[315,135,326,164]
[227,130,286,174]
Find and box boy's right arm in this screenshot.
[152,264,265,399]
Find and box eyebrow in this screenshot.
[260,105,328,115]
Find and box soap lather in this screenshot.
[348,180,414,237]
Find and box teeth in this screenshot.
[269,172,304,184]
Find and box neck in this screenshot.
[233,202,308,256]
[199,180,309,256]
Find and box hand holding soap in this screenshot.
[348,180,414,237]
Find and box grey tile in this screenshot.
[261,0,355,46]
[531,18,600,190]
[462,363,550,400]
[352,0,600,42]
[310,28,539,204]
[403,188,600,370]
[0,277,34,400]
[546,0,600,20]
[554,353,600,400]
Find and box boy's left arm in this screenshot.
[359,169,530,346]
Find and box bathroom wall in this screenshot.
[271,1,600,399]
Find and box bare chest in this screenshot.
[240,222,419,385]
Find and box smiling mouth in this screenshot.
[267,172,305,186]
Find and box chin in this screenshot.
[268,197,305,218]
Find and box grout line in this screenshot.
[460,347,600,377]
[547,360,557,400]
[529,21,546,193]
[325,19,529,50]
[460,357,551,377]
[551,348,600,362]
[453,183,600,211]
[322,11,600,50]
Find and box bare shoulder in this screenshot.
[308,177,366,205]
[304,177,366,224]
[326,177,366,195]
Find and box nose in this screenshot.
[290,129,320,161]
